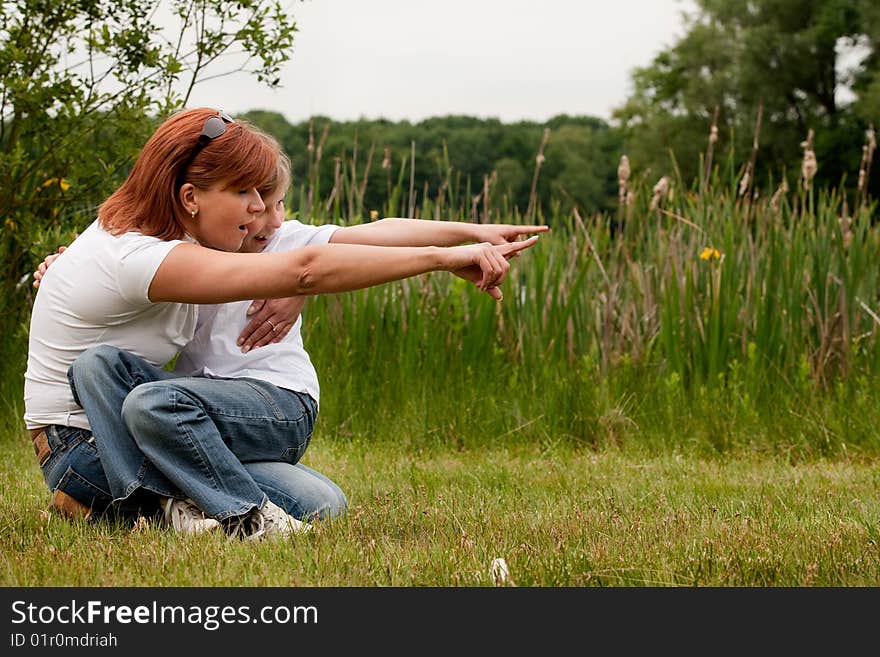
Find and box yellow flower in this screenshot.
[370,210,379,221]
[699,247,721,261]
[42,177,70,191]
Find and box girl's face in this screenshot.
[240,187,286,254]
[184,183,266,252]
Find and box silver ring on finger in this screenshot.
[266,319,277,332]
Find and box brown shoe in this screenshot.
[49,489,92,520]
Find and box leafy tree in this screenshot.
[0,0,298,339]
[614,0,878,196]
[541,123,622,216]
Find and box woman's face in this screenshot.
[239,187,286,254]
[185,183,267,252]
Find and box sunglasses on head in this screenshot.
[177,111,234,188]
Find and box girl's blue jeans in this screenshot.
[39,345,346,522]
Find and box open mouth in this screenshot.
[251,229,275,243]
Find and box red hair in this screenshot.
[99,108,281,240]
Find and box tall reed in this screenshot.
[292,136,880,456]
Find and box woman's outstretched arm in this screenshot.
[148,237,540,304]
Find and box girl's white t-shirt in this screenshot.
[173,220,339,405]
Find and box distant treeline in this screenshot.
[240,111,624,220]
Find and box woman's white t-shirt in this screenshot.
[24,220,196,430]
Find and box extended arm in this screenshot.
[148,238,539,304]
[329,218,548,247]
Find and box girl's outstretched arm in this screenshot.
[329,218,548,247]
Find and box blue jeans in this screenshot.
[57,345,346,521]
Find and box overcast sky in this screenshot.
[184,0,698,124]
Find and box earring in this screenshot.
[190,209,197,219]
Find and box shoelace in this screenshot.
[261,509,290,533]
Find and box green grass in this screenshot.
[3,423,878,587]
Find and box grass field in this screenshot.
[3,416,879,587]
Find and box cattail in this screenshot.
[839,214,853,249]
[316,124,328,163]
[650,176,670,211]
[858,144,868,196]
[324,156,342,213]
[617,155,631,182]
[770,179,788,213]
[800,129,817,191]
[802,149,818,190]
[800,128,814,151]
[738,169,750,197]
[858,124,876,208]
[702,105,720,193]
[526,127,551,221]
[617,155,631,206]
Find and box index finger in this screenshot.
[498,235,540,257]
[512,225,549,237]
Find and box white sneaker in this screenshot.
[161,497,221,535]
[225,500,312,541]
[259,500,312,538]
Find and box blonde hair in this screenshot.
[259,148,292,199]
